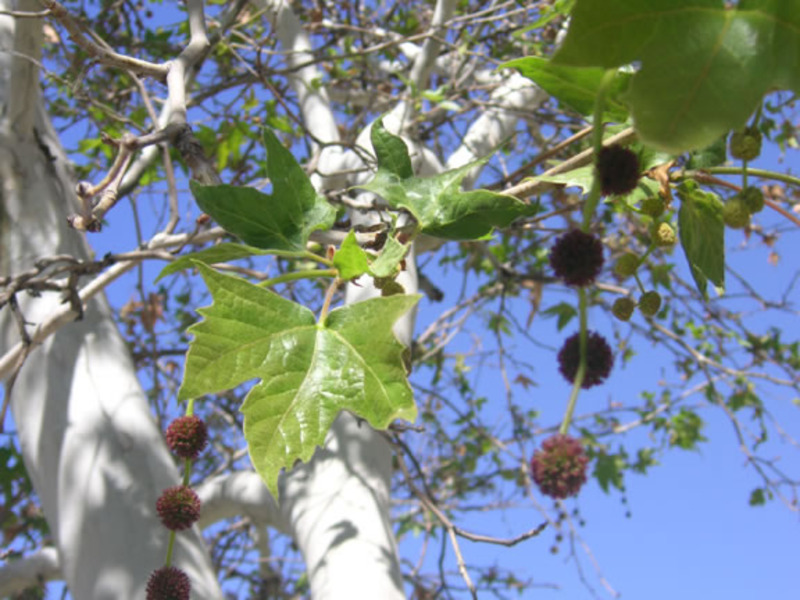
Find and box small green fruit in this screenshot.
[640,196,665,218]
[612,297,636,321]
[723,196,751,229]
[729,126,762,161]
[614,253,639,279]
[741,186,765,214]
[654,222,676,247]
[638,291,662,317]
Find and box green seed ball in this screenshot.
[638,291,662,317]
[640,196,665,218]
[614,253,640,279]
[741,186,765,214]
[723,196,751,229]
[729,126,762,161]
[612,297,636,321]
[654,222,676,247]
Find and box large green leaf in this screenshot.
[179,263,418,499]
[361,167,537,239]
[677,181,725,298]
[190,129,336,251]
[500,57,631,122]
[553,1,800,152]
[360,121,537,239]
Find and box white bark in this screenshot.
[0,548,60,596]
[0,8,223,599]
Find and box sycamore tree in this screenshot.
[1,0,798,598]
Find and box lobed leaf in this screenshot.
[190,129,336,251]
[359,121,538,240]
[179,263,419,499]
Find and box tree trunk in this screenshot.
[0,8,223,598]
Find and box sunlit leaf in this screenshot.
[179,263,418,499]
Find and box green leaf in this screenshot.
[541,302,578,331]
[686,135,728,169]
[190,129,336,251]
[179,263,419,499]
[677,181,725,298]
[333,231,370,280]
[155,243,270,282]
[359,164,537,240]
[553,0,800,152]
[370,235,410,278]
[371,118,413,179]
[748,487,767,507]
[593,451,625,493]
[360,121,538,240]
[668,408,707,450]
[500,57,631,122]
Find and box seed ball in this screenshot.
[741,186,765,214]
[156,485,201,531]
[612,297,636,321]
[729,126,762,161]
[654,222,676,247]
[165,415,208,460]
[549,229,604,287]
[146,566,191,600]
[596,144,641,196]
[638,291,662,317]
[530,434,590,499]
[557,330,614,389]
[723,196,751,229]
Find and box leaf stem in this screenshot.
[687,166,800,189]
[319,277,341,323]
[559,288,587,435]
[582,68,618,230]
[258,268,336,288]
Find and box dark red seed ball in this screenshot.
[596,144,640,196]
[549,229,604,287]
[146,566,191,600]
[165,415,208,460]
[155,485,201,532]
[557,331,613,389]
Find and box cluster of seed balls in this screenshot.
[146,415,208,600]
[530,144,640,500]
